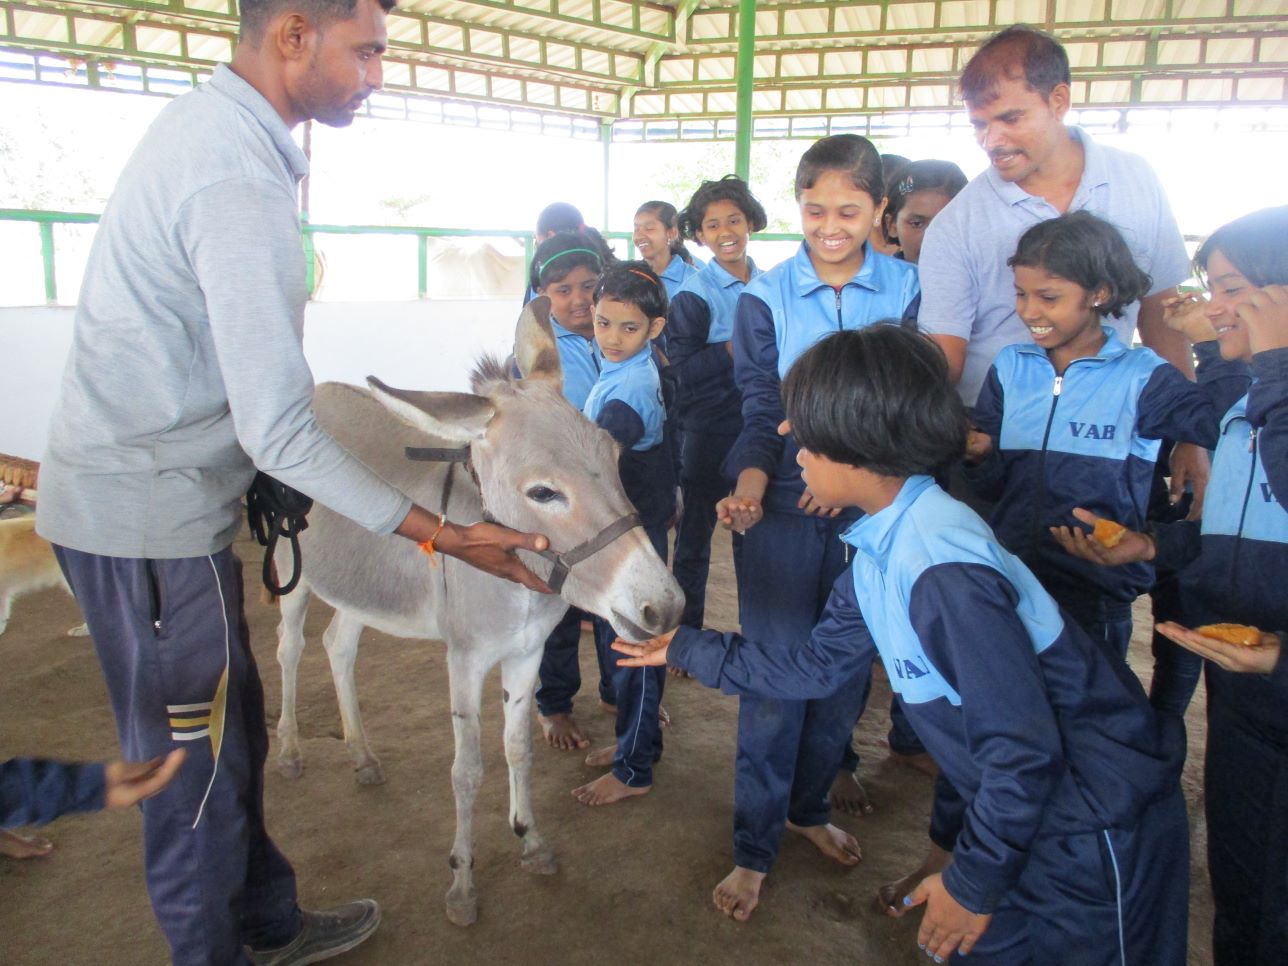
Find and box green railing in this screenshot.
[1,208,804,304]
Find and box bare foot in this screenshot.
[584,744,615,768]
[0,829,53,859]
[601,700,671,729]
[599,699,617,715]
[538,712,590,751]
[829,769,874,816]
[890,749,939,778]
[571,773,650,806]
[668,666,691,679]
[787,821,862,866]
[713,866,766,921]
[877,843,952,917]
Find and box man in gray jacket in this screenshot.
[36,0,550,962]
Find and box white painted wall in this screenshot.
[1,299,523,462]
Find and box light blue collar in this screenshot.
[987,124,1102,209]
[551,317,590,342]
[841,475,936,567]
[597,344,654,375]
[208,65,308,182]
[1013,324,1129,363]
[791,240,880,298]
[708,257,757,289]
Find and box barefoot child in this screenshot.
[667,176,768,633]
[633,201,698,300]
[1056,206,1288,965]
[712,135,920,920]
[573,262,675,805]
[617,326,1189,963]
[528,233,611,750]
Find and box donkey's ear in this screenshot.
[514,296,564,390]
[367,377,495,443]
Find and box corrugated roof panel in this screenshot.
[509,36,539,63]
[423,21,460,46]
[823,51,865,76]
[869,49,909,75]
[1187,77,1234,100]
[384,62,412,87]
[1109,0,1167,19]
[597,0,634,31]
[558,86,588,110]
[1234,0,1287,14]
[1102,40,1145,66]
[639,7,669,36]
[1173,0,1218,15]
[994,0,1046,25]
[615,53,638,81]
[582,48,609,75]
[1261,37,1288,62]
[887,3,936,31]
[1236,76,1285,100]
[13,10,68,43]
[939,0,990,28]
[136,25,182,56]
[1064,42,1101,68]
[1207,38,1256,64]
[490,76,521,101]
[546,41,576,70]
[72,18,120,49]
[786,89,823,111]
[633,92,667,115]
[782,7,831,36]
[755,54,776,77]
[754,11,778,35]
[832,5,883,32]
[455,70,487,96]
[526,80,556,106]
[388,16,423,44]
[1086,79,1131,102]
[659,57,692,81]
[1056,0,1107,22]
[672,91,707,113]
[469,27,505,57]
[912,46,956,72]
[689,11,730,41]
[416,67,453,93]
[868,85,909,109]
[187,34,232,61]
[826,86,866,110]
[706,91,737,114]
[1157,38,1201,64]
[779,53,820,78]
[696,56,734,81]
[752,89,781,111]
[910,84,952,106]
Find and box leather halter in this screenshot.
[405,445,641,594]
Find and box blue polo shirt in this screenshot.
[917,126,1190,407]
[658,252,701,300]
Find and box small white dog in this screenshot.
[0,513,89,638]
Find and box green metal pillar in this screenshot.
[417,233,429,300]
[733,0,755,181]
[39,221,57,304]
[601,120,613,231]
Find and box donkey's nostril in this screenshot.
[641,604,658,631]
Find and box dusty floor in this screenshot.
[1,525,1214,965]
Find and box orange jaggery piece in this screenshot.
[1197,624,1263,647]
[1092,517,1128,549]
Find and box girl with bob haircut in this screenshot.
[705,134,919,922]
[633,201,698,298]
[616,324,1192,965]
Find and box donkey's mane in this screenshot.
[470,353,515,395]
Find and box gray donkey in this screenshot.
[273,298,683,926]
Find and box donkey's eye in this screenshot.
[526,485,561,504]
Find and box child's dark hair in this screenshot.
[882,160,968,245]
[1195,206,1288,288]
[794,134,884,203]
[959,25,1071,106]
[533,231,605,289]
[594,260,668,321]
[1008,212,1151,319]
[636,201,694,265]
[536,202,584,237]
[782,326,967,477]
[677,176,769,240]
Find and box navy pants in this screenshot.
[673,430,738,630]
[55,546,300,966]
[733,511,871,873]
[591,523,669,787]
[1205,691,1288,965]
[949,786,1189,964]
[535,605,613,716]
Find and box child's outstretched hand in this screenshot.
[963,430,993,464]
[1156,621,1282,676]
[1237,283,1288,354]
[905,872,991,961]
[612,629,677,667]
[1162,291,1218,343]
[1049,508,1155,566]
[105,749,186,810]
[717,495,763,534]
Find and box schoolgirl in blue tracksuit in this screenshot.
[667,176,769,630]
[1072,207,1288,966]
[719,136,919,894]
[616,326,1189,962]
[526,233,613,740]
[633,201,700,302]
[576,262,675,800]
[966,213,1229,656]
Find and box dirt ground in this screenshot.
[1,524,1214,965]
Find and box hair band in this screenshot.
[627,268,661,287]
[897,176,916,195]
[540,247,602,275]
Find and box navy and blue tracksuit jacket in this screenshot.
[670,476,1183,914]
[667,258,764,435]
[727,242,920,513]
[583,346,676,529]
[1,758,106,828]
[968,327,1226,617]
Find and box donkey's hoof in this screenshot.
[520,848,558,876]
[354,761,386,786]
[445,889,478,927]
[277,755,304,780]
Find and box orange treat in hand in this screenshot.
[1197,624,1263,647]
[1092,518,1127,549]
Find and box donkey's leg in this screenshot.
[445,647,488,926]
[275,583,312,779]
[501,646,556,875]
[320,610,383,785]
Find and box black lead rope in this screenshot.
[246,472,313,596]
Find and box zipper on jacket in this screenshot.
[145,560,162,635]
[1229,426,1259,587]
[1031,374,1064,549]
[834,287,843,329]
